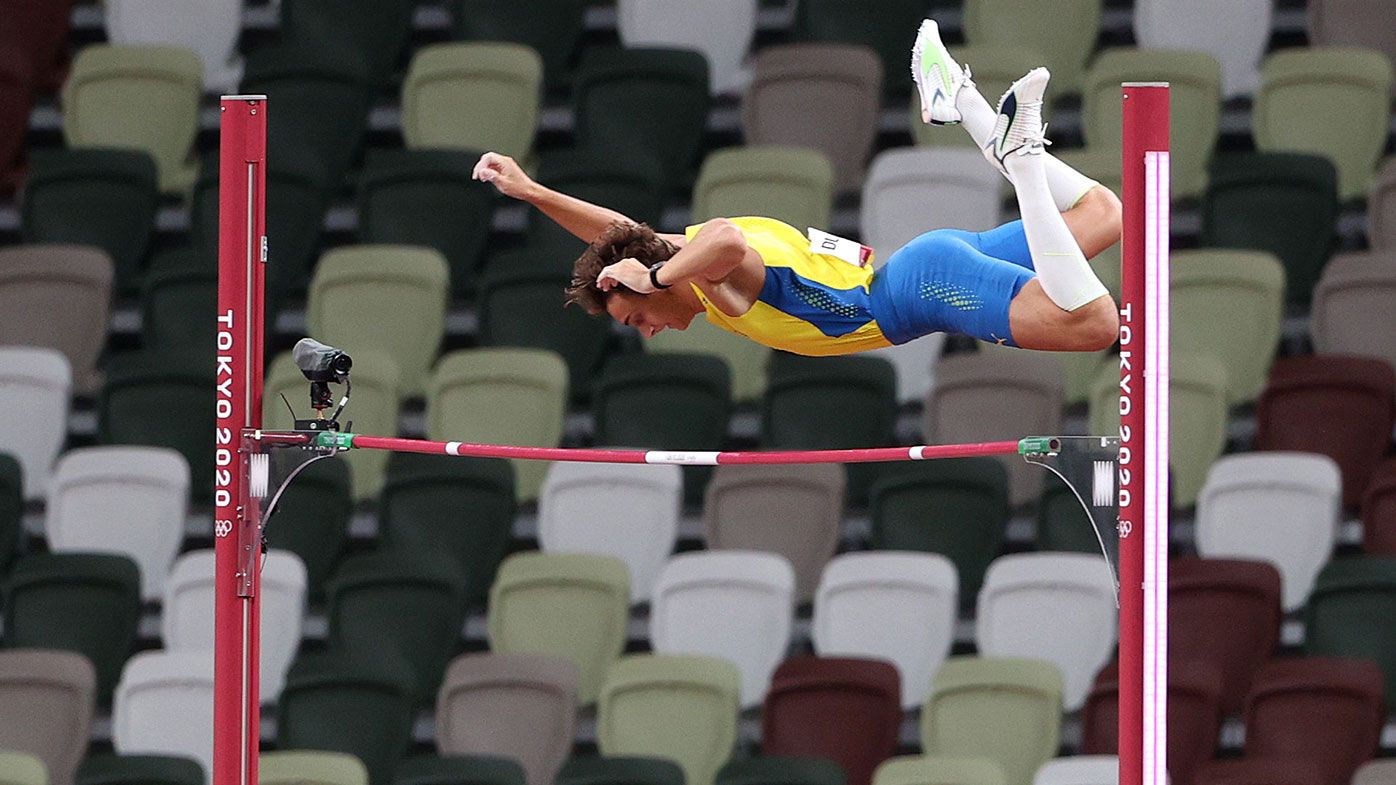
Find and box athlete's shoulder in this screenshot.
[684,216,805,244]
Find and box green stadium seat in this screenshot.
[920,658,1063,785]
[1304,556,1396,706]
[21,149,157,294]
[557,758,684,785]
[962,0,1100,95]
[476,269,610,403]
[98,351,214,502]
[262,751,368,785]
[3,553,141,702]
[718,757,846,785]
[394,756,524,785]
[0,751,47,785]
[380,453,515,606]
[762,355,897,505]
[1036,472,1101,554]
[358,150,495,298]
[76,755,203,785]
[426,348,567,503]
[0,454,21,575]
[872,756,1006,785]
[402,44,542,161]
[452,0,587,91]
[61,45,201,194]
[278,0,413,85]
[597,655,741,785]
[648,315,772,404]
[868,458,1010,603]
[140,265,214,353]
[1254,47,1394,201]
[487,552,630,704]
[260,456,352,601]
[692,147,835,232]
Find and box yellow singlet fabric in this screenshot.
[685,217,892,356]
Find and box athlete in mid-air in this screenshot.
[472,20,1122,355]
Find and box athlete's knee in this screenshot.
[1079,186,1122,243]
[1071,293,1120,350]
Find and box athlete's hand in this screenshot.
[472,152,534,200]
[596,258,654,294]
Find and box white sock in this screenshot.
[1004,149,1109,311]
[955,77,1100,210]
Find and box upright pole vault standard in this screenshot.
[214,95,267,785]
[1119,83,1170,785]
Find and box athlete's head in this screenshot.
[565,221,697,337]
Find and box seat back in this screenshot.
[617,0,758,95]
[259,751,368,785]
[1311,251,1396,373]
[1031,756,1117,785]
[1363,460,1396,555]
[0,348,70,499]
[872,756,1006,785]
[762,656,901,785]
[476,269,610,403]
[112,651,216,779]
[278,0,413,83]
[1170,250,1285,404]
[452,0,585,90]
[0,650,95,785]
[1304,557,1396,706]
[402,43,542,160]
[692,146,835,231]
[1370,159,1396,250]
[647,316,771,403]
[0,246,111,394]
[1133,0,1270,97]
[861,148,1002,258]
[103,0,242,90]
[98,352,214,501]
[962,0,1100,93]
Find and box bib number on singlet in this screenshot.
[808,228,873,267]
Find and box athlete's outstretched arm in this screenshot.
[473,151,635,242]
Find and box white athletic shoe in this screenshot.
[986,67,1052,172]
[910,18,969,125]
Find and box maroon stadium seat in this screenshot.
[1169,557,1283,713]
[1253,356,1396,507]
[1242,657,1385,785]
[1193,758,1326,785]
[0,0,74,192]
[1080,660,1223,785]
[1362,459,1396,555]
[761,656,901,785]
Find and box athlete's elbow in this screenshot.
[704,218,748,259]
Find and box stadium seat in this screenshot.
[140,265,215,353]
[277,655,418,785]
[1254,356,1396,507]
[541,462,682,603]
[239,51,373,193]
[1134,0,1270,98]
[1304,557,1396,705]
[1364,460,1396,555]
[326,551,467,705]
[922,350,1063,506]
[703,464,845,602]
[402,44,542,161]
[618,0,758,95]
[1192,759,1324,785]
[763,355,897,504]
[488,552,630,704]
[75,756,204,785]
[1079,661,1223,785]
[357,150,495,298]
[46,446,189,601]
[1195,453,1343,611]
[1307,0,1396,68]
[866,335,948,407]
[1254,48,1394,201]
[868,458,1010,602]
[718,757,847,785]
[528,148,667,261]
[61,45,201,194]
[4,553,141,702]
[1369,158,1396,250]
[812,552,958,709]
[1090,355,1228,509]
[557,758,684,785]
[103,0,242,91]
[1242,658,1384,785]
[0,348,69,500]
[162,549,306,703]
[436,653,577,785]
[0,454,20,574]
[1312,252,1396,373]
[574,48,711,191]
[650,551,796,707]
[975,553,1116,712]
[476,269,610,403]
[1168,557,1283,714]
[647,316,772,403]
[1031,757,1117,785]
[1036,472,1108,555]
[693,146,835,231]
[265,350,399,501]
[99,351,213,500]
[427,348,568,502]
[261,752,368,785]
[792,0,924,97]
[277,0,413,85]
[593,353,732,504]
[21,150,157,294]
[452,0,585,91]
[909,48,1042,150]
[380,453,516,605]
[1171,250,1285,405]
[0,0,75,192]
[962,0,1099,94]
[257,454,353,599]
[394,756,524,785]
[0,244,110,393]
[762,656,900,785]
[921,658,1063,785]
[597,655,741,785]
[1076,49,1222,200]
[112,651,215,778]
[861,148,1003,263]
[310,244,449,394]
[1352,760,1396,785]
[743,45,882,194]
[1200,152,1338,306]
[0,651,94,785]
[873,756,1005,785]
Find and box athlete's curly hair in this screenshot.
[565,221,679,314]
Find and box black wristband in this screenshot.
[649,263,672,290]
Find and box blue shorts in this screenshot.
[869,221,1037,347]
